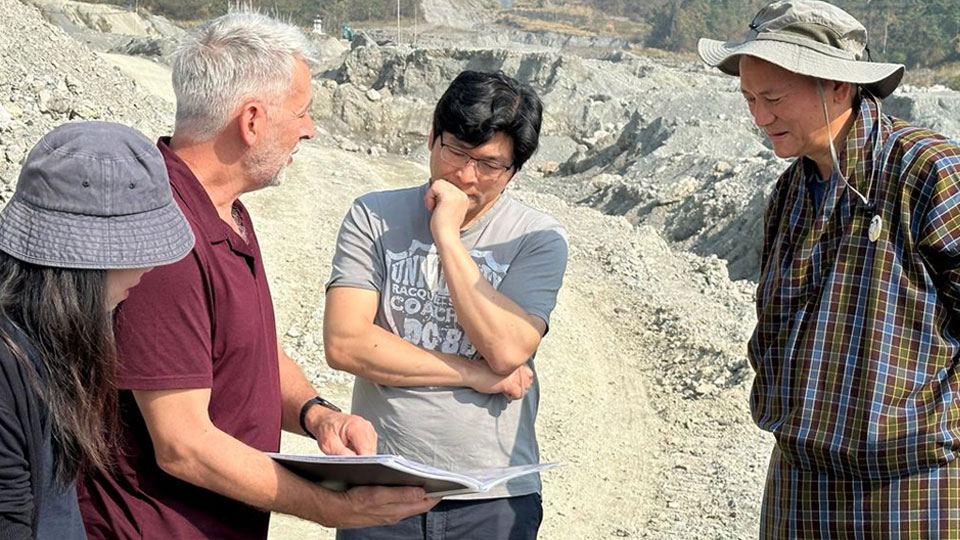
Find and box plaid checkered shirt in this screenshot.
[749,95,960,482]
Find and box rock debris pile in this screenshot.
[0,0,171,195]
[312,34,960,281]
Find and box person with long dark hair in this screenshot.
[0,121,195,539]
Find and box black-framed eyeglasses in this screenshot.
[437,134,513,180]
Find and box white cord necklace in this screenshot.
[816,82,884,243]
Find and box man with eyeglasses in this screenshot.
[324,70,568,539]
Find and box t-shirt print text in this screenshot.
[386,240,508,356]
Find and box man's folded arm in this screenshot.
[323,286,530,399]
[433,224,567,375]
[324,286,488,386]
[433,235,547,375]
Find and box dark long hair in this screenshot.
[0,252,117,483]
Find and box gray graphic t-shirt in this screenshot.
[328,183,567,499]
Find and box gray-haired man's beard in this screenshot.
[245,141,293,189]
[264,143,302,188]
[265,164,287,187]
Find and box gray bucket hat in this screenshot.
[697,0,904,98]
[0,121,195,269]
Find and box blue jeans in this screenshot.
[336,493,543,540]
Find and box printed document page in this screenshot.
[268,453,558,496]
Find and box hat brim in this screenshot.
[0,197,195,270]
[697,37,905,99]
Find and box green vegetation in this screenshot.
[88,0,960,86]
[88,0,960,70]
[598,0,960,70]
[511,0,960,88]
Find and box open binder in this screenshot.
[268,453,558,497]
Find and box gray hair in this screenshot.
[172,11,315,142]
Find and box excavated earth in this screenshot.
[3,1,960,538]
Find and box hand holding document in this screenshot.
[268,453,558,497]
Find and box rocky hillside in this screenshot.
[0,0,171,195]
[311,33,960,281]
[6,1,960,538]
[24,0,182,37]
[420,0,498,28]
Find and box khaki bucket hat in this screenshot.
[697,0,904,98]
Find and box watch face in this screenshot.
[304,396,341,414]
[300,397,342,439]
[316,397,342,412]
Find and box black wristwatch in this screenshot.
[298,396,342,440]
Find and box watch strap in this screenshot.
[298,396,342,439]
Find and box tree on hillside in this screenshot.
[647,0,760,51]
[88,0,960,71]
[643,0,960,69]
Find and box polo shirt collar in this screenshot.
[157,138,255,259]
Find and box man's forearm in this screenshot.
[324,317,490,388]
[151,418,347,525]
[278,348,324,435]
[433,233,542,374]
[136,386,433,526]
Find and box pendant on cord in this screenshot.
[868,215,882,243]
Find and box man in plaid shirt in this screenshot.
[699,1,960,537]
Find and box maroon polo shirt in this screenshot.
[78,139,282,540]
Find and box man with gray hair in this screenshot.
[699,0,960,536]
[77,12,437,539]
